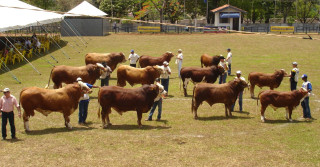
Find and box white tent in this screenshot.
[64,1,107,17]
[0,0,62,32]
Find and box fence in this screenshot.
[242,23,320,34]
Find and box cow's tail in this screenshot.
[137,58,141,68]
[257,91,263,106]
[191,85,197,113]
[97,87,101,119]
[179,77,181,91]
[45,67,54,89]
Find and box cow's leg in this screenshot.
[101,107,112,128]
[285,107,289,120]
[63,113,72,130]
[23,110,31,132]
[225,104,229,117]
[260,105,267,122]
[227,104,232,117]
[288,107,293,122]
[183,78,190,97]
[192,97,199,119]
[136,111,143,127]
[250,84,255,98]
[270,87,274,90]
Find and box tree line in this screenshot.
[22,0,320,24]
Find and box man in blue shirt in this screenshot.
[77,77,99,125]
[301,74,313,120]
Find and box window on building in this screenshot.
[220,18,229,23]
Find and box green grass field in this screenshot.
[0,33,320,166]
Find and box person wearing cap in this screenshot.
[128,49,140,67]
[219,56,229,84]
[100,62,112,86]
[289,62,299,91]
[226,48,232,76]
[231,71,246,112]
[176,49,183,78]
[76,77,99,125]
[301,74,313,120]
[145,78,166,121]
[0,88,21,140]
[160,61,171,95]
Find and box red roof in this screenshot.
[210,4,246,13]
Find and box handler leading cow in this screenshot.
[20,82,91,131]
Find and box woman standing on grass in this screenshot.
[176,49,183,78]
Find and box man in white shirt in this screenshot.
[128,49,140,67]
[145,78,167,121]
[219,56,228,84]
[176,49,183,78]
[160,61,171,95]
[231,71,245,112]
[226,48,232,76]
[100,62,112,86]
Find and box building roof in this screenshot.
[64,1,107,17]
[210,4,247,13]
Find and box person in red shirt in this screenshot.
[0,88,21,140]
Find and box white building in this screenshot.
[210,4,246,31]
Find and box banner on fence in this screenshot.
[270,26,294,32]
[138,26,160,32]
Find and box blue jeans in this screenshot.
[161,78,169,93]
[231,91,243,112]
[1,111,15,139]
[79,100,89,123]
[228,64,231,75]
[147,98,162,120]
[290,81,297,91]
[101,75,110,86]
[219,73,227,84]
[178,62,182,78]
[301,97,311,118]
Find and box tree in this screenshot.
[296,0,319,23]
[22,0,56,10]
[280,1,294,23]
[99,0,135,18]
[149,0,168,31]
[164,0,184,23]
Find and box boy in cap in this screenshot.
[226,48,232,75]
[160,61,171,95]
[100,62,112,86]
[176,49,183,78]
[145,78,167,121]
[301,74,313,120]
[231,71,245,112]
[77,77,99,125]
[0,88,21,140]
[128,49,140,67]
[289,62,299,90]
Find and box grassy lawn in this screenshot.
[0,33,319,166]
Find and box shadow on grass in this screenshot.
[105,124,171,130]
[231,111,250,115]
[2,138,24,143]
[25,126,95,136]
[196,115,253,121]
[264,119,310,124]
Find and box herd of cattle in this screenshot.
[18,52,309,131]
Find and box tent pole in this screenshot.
[0,58,21,84]
[3,36,41,75]
[64,18,91,42]
[37,21,71,59]
[62,19,87,47]
[60,25,83,52]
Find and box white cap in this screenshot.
[163,61,169,65]
[178,49,182,52]
[3,88,10,92]
[292,62,298,65]
[236,71,241,74]
[76,77,82,81]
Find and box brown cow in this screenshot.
[117,65,164,87]
[180,65,225,96]
[248,69,289,98]
[139,52,174,68]
[85,52,126,71]
[200,54,221,68]
[258,88,308,122]
[20,82,91,131]
[191,78,248,119]
[98,84,163,128]
[46,64,106,89]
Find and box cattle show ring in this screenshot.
[1,1,320,167]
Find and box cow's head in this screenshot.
[153,65,165,75]
[299,87,309,98]
[275,69,288,77]
[214,65,225,75]
[164,51,174,61]
[118,52,127,63]
[147,84,160,95]
[232,78,249,91]
[77,81,92,94]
